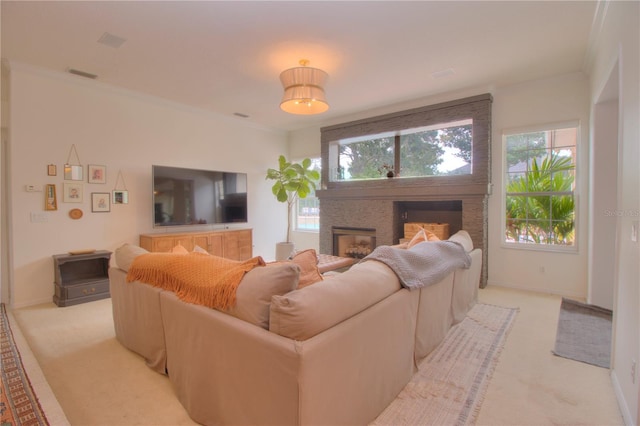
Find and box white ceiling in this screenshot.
[1,1,598,132]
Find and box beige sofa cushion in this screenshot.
[269,260,401,340]
[115,243,149,272]
[224,262,300,329]
[448,230,474,252]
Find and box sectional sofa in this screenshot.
[109,230,481,425]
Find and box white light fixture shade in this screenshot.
[279,62,329,115]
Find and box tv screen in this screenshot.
[152,165,248,227]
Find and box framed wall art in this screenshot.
[45,184,57,211]
[47,164,57,176]
[112,190,128,205]
[88,164,106,184]
[64,144,83,181]
[63,182,83,203]
[91,192,110,212]
[64,164,83,181]
[112,169,129,204]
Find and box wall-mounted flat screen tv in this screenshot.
[152,165,248,227]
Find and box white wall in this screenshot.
[6,62,289,308]
[488,72,590,299]
[1,59,8,304]
[588,2,639,424]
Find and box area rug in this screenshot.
[552,297,612,368]
[0,303,50,426]
[371,303,518,426]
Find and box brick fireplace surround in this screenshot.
[317,94,491,288]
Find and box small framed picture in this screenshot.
[91,192,110,212]
[45,184,57,211]
[47,164,57,176]
[112,190,129,205]
[63,182,83,203]
[64,164,83,181]
[88,164,107,184]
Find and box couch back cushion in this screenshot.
[224,262,300,329]
[115,243,149,272]
[269,260,401,340]
[448,230,474,252]
[115,244,299,330]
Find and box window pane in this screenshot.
[295,158,321,232]
[329,119,472,181]
[337,137,394,180]
[400,120,472,177]
[296,197,320,230]
[505,131,546,169]
[504,126,577,247]
[529,220,551,244]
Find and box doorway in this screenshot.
[589,62,619,310]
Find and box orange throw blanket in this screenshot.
[126,252,265,309]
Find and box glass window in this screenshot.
[295,158,321,232]
[400,120,472,177]
[504,126,577,248]
[329,120,472,181]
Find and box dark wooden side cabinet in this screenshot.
[53,250,112,307]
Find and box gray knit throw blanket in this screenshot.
[362,241,471,290]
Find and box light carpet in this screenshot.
[372,303,518,426]
[552,297,612,368]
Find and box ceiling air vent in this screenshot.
[431,68,455,79]
[67,69,98,79]
[97,32,127,48]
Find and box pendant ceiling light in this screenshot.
[279,59,329,115]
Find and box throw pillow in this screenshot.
[224,262,300,329]
[114,243,149,272]
[407,228,441,248]
[425,229,441,241]
[171,244,189,254]
[290,249,323,288]
[193,245,209,254]
[448,230,474,252]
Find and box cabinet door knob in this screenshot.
[82,288,96,295]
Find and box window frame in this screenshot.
[501,121,580,253]
[293,157,321,233]
[330,118,474,182]
[319,94,492,199]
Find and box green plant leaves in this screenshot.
[265,155,320,242]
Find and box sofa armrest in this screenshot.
[414,272,455,362]
[297,288,419,425]
[159,291,301,426]
[109,267,167,374]
[451,248,482,324]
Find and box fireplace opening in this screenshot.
[332,227,376,258]
[396,200,462,241]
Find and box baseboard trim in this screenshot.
[484,280,586,301]
[10,296,54,309]
[610,369,635,425]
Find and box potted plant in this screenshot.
[378,163,395,178]
[266,155,320,260]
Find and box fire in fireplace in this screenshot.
[332,227,376,258]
